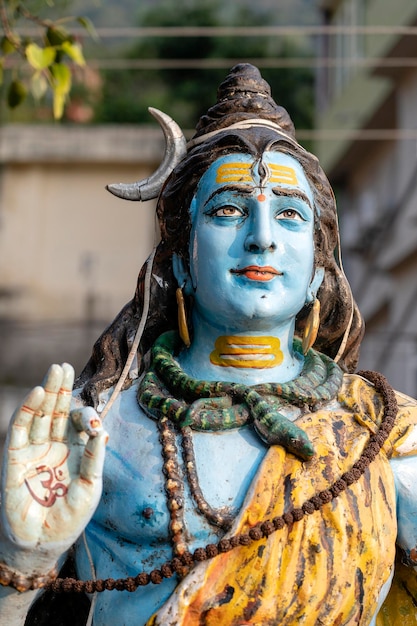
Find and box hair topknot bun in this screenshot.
[193,63,296,140]
[216,62,272,99]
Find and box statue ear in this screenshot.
[172,253,192,295]
[306,267,324,303]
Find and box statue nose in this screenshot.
[244,209,276,253]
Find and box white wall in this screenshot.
[0,125,163,384]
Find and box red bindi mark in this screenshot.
[257,193,266,202]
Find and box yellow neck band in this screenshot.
[210,336,283,369]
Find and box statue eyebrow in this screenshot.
[203,184,255,206]
[271,187,313,209]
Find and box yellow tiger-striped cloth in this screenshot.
[150,374,417,625]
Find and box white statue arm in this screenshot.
[0,363,107,623]
[390,451,417,561]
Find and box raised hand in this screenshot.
[1,364,107,563]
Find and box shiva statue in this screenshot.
[1,64,417,625]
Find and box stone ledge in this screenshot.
[0,124,166,164]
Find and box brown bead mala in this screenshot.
[158,416,188,561]
[181,425,235,530]
[48,370,398,595]
[156,416,235,569]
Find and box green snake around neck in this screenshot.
[137,331,344,461]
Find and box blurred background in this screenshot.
[0,0,417,441]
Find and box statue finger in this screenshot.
[30,364,64,444]
[40,364,65,414]
[70,406,103,437]
[51,363,75,442]
[78,430,108,485]
[7,386,45,450]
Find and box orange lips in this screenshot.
[231,266,281,281]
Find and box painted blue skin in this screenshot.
[74,153,417,624]
[174,152,324,384]
[391,455,417,557]
[74,384,268,624]
[75,152,328,623]
[2,152,417,625]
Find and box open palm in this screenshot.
[2,363,107,552]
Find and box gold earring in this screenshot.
[176,287,191,347]
[302,298,320,355]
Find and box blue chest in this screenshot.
[74,383,268,624]
[83,382,267,563]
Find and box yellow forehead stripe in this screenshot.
[216,163,253,184]
[215,162,299,186]
[268,164,298,185]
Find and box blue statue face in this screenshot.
[179,151,322,332]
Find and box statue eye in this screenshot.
[276,208,304,221]
[212,206,244,217]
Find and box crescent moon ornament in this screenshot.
[106,107,187,202]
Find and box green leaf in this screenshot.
[77,16,99,41]
[61,41,85,66]
[53,90,66,119]
[26,44,56,70]
[46,26,70,46]
[7,80,27,108]
[0,61,3,87]
[51,63,71,92]
[31,72,48,101]
[51,63,72,119]
[1,36,17,55]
